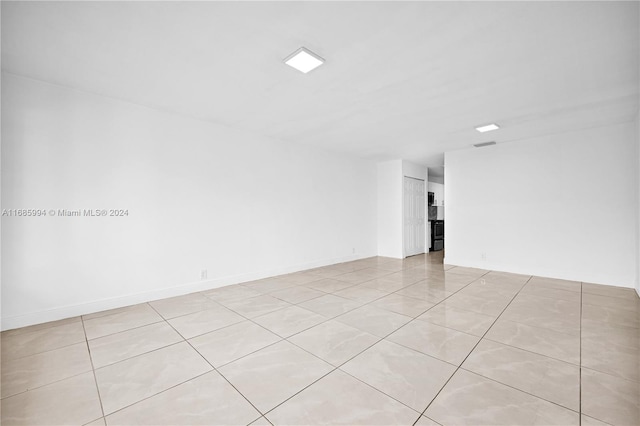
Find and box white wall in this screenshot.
[427,182,444,206]
[402,161,428,183]
[377,160,403,258]
[1,73,378,329]
[445,122,637,288]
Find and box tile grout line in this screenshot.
[455,366,581,414]
[2,258,425,408]
[242,257,459,420]
[83,319,166,345]
[416,273,533,422]
[262,266,491,421]
[219,260,421,419]
[87,305,208,421]
[15,256,613,425]
[480,334,579,367]
[145,303,268,423]
[80,314,107,422]
[579,281,583,426]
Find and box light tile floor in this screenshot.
[2,253,639,425]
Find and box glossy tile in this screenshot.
[417,303,496,336]
[582,283,639,300]
[249,417,273,426]
[582,336,640,382]
[582,292,639,312]
[482,271,531,286]
[1,372,102,426]
[519,284,581,302]
[446,266,489,278]
[88,322,182,368]
[485,319,580,364]
[105,371,260,425]
[203,284,263,303]
[297,294,363,318]
[252,305,326,338]
[370,293,434,317]
[95,342,212,415]
[366,272,423,287]
[359,277,412,292]
[0,316,81,338]
[394,282,450,304]
[335,305,412,338]
[333,268,390,284]
[305,266,354,279]
[83,304,145,321]
[333,285,390,303]
[462,339,580,410]
[221,295,291,319]
[580,415,611,426]
[83,304,163,340]
[501,295,580,336]
[387,321,479,366]
[458,282,518,300]
[1,342,93,398]
[581,319,640,349]
[304,278,359,293]
[1,321,86,361]
[582,303,640,329]
[4,256,639,425]
[443,292,510,316]
[243,277,298,294]
[218,340,333,413]
[275,271,324,286]
[265,369,419,425]
[149,293,219,319]
[509,293,581,316]
[527,276,582,293]
[288,320,379,366]
[581,368,640,426]
[167,306,244,339]
[189,320,281,367]
[417,277,471,293]
[341,340,456,411]
[425,369,579,425]
[269,286,326,304]
[415,416,442,426]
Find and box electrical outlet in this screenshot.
[481,252,486,261]
[352,248,355,254]
[200,269,207,280]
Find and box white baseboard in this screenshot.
[444,257,637,290]
[1,253,373,331]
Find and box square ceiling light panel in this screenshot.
[475,123,500,133]
[284,47,325,74]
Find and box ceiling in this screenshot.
[2,1,638,169]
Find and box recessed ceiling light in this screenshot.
[284,47,324,74]
[475,123,500,133]
[473,141,497,148]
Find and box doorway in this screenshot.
[403,176,426,257]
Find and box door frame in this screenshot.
[403,176,426,258]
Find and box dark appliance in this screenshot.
[428,192,435,206]
[428,205,438,221]
[431,220,444,251]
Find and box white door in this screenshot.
[404,177,426,257]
